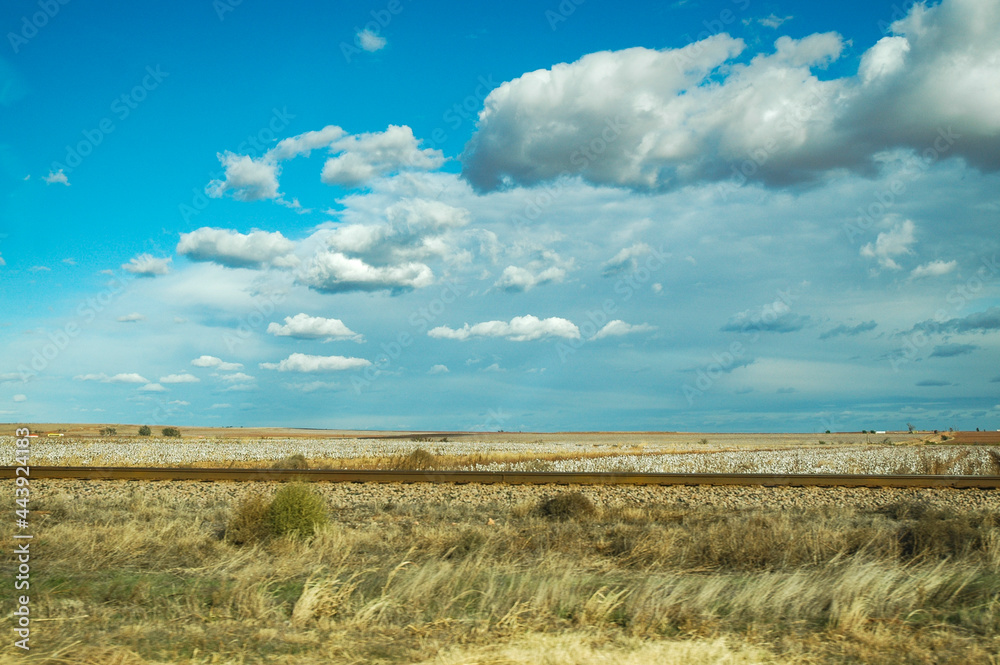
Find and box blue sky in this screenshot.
[1,0,998,432]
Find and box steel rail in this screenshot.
[2,466,999,488]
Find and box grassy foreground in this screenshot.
[2,484,999,664]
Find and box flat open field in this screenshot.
[3,425,998,663]
[1,476,999,664]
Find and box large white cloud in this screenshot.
[259,353,371,372]
[844,0,1000,173]
[267,313,364,342]
[429,315,581,341]
[461,0,1000,192]
[177,228,297,269]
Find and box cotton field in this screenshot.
[3,435,998,475]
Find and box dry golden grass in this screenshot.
[1,486,999,664]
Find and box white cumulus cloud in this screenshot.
[218,372,255,382]
[159,373,200,384]
[269,125,346,161]
[190,355,243,371]
[267,313,364,342]
[123,253,172,277]
[429,315,581,341]
[320,125,445,188]
[205,152,280,201]
[357,28,387,52]
[861,219,916,270]
[910,259,957,279]
[602,243,652,276]
[297,250,434,294]
[259,353,371,372]
[592,320,658,339]
[462,0,1000,192]
[44,169,69,185]
[494,251,573,292]
[177,227,297,269]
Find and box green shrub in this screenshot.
[225,493,273,545]
[138,425,151,436]
[162,427,181,438]
[100,427,117,436]
[538,491,597,520]
[268,483,328,538]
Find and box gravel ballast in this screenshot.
[21,478,1000,516]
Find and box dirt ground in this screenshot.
[8,422,991,446]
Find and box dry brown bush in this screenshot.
[225,492,273,545]
[538,491,598,520]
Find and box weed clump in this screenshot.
[274,453,309,470]
[225,493,272,545]
[225,484,328,544]
[268,483,328,539]
[538,491,597,520]
[987,449,1000,475]
[881,502,985,559]
[399,448,437,470]
[898,511,981,559]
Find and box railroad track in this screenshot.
[2,466,999,488]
